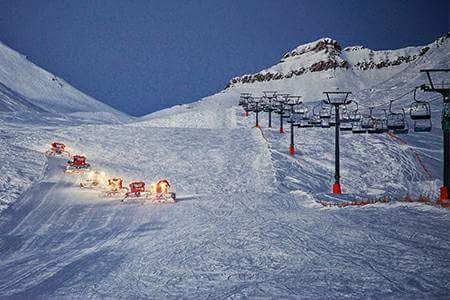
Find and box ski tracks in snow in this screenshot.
[0,103,449,298]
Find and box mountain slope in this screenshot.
[225,33,450,102]
[0,41,129,122]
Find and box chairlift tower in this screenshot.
[420,69,450,204]
[263,91,277,128]
[240,93,252,117]
[276,93,290,133]
[252,96,263,128]
[287,96,302,155]
[324,91,352,194]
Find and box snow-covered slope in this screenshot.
[0,34,449,298]
[0,41,129,123]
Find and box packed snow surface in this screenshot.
[0,36,449,298]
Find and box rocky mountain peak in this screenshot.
[225,34,449,90]
[281,38,342,62]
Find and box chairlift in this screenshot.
[349,102,361,122]
[413,119,432,132]
[297,122,314,128]
[368,117,388,134]
[361,114,374,129]
[251,106,261,113]
[319,103,332,119]
[310,104,323,126]
[299,108,311,120]
[248,98,262,113]
[287,111,297,124]
[262,99,274,112]
[296,111,313,127]
[363,107,382,130]
[387,100,408,131]
[367,119,385,134]
[352,121,367,134]
[275,108,290,118]
[350,111,361,122]
[393,122,409,134]
[239,93,252,106]
[244,104,253,113]
[274,99,290,117]
[329,108,337,126]
[339,107,352,123]
[310,115,322,126]
[295,105,308,115]
[410,87,431,120]
[321,120,331,128]
[340,122,353,131]
[340,113,351,124]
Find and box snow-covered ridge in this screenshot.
[0,41,129,122]
[226,33,449,89]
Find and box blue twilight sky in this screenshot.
[0,0,449,116]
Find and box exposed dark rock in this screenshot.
[310,60,348,72]
[281,38,342,61]
[419,47,430,56]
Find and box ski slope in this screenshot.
[1,93,450,298]
[1,35,450,297]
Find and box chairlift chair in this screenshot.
[287,111,297,124]
[296,111,313,127]
[321,120,331,128]
[274,100,289,116]
[367,119,386,134]
[362,107,380,130]
[340,110,352,123]
[387,100,408,131]
[340,122,353,131]
[329,110,337,126]
[282,109,291,118]
[319,104,332,119]
[310,104,323,127]
[352,121,367,134]
[310,115,322,126]
[262,103,272,112]
[239,93,252,106]
[413,119,432,132]
[371,108,388,132]
[349,102,361,122]
[295,105,308,115]
[297,122,314,128]
[370,109,389,134]
[410,88,432,120]
[350,111,361,122]
[410,102,432,120]
[361,115,374,129]
[393,121,409,134]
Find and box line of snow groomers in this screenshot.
[238,69,450,208]
[45,142,176,203]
